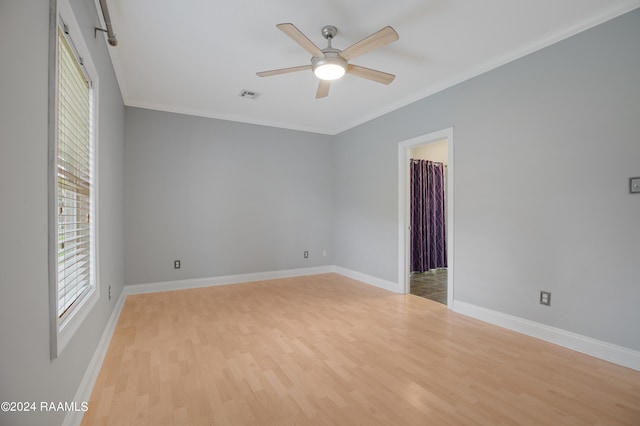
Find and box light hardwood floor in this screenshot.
[83,273,640,425]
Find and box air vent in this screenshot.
[239,89,260,100]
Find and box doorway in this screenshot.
[398,128,454,307]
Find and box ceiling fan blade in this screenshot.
[339,26,399,61]
[256,65,311,77]
[316,80,331,98]
[276,23,325,57]
[347,64,395,85]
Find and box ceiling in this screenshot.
[103,0,640,135]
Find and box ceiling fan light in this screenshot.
[314,63,346,80]
[312,54,348,81]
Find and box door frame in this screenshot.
[398,127,454,307]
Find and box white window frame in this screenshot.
[49,0,100,358]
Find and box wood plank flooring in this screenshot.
[82,273,640,425]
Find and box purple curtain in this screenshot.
[410,159,447,272]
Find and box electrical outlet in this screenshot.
[540,291,551,306]
[174,260,181,269]
[108,285,111,300]
[304,251,309,259]
[322,249,327,257]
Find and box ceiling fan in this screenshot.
[257,23,399,99]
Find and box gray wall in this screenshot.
[124,10,640,352]
[124,108,334,285]
[1,3,636,424]
[333,9,640,351]
[0,0,124,424]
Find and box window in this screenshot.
[57,27,94,318]
[50,1,99,357]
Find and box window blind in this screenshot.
[57,28,94,318]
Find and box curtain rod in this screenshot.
[96,0,117,46]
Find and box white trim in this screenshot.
[332,1,640,135]
[127,265,400,296]
[453,300,640,372]
[126,266,335,295]
[398,128,454,307]
[333,266,399,293]
[62,290,127,426]
[123,100,332,136]
[53,0,101,358]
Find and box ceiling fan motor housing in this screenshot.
[311,25,348,80]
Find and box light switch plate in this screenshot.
[631,177,640,194]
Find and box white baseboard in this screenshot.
[453,300,640,371]
[126,265,401,296]
[333,266,400,293]
[63,289,127,426]
[125,265,336,295]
